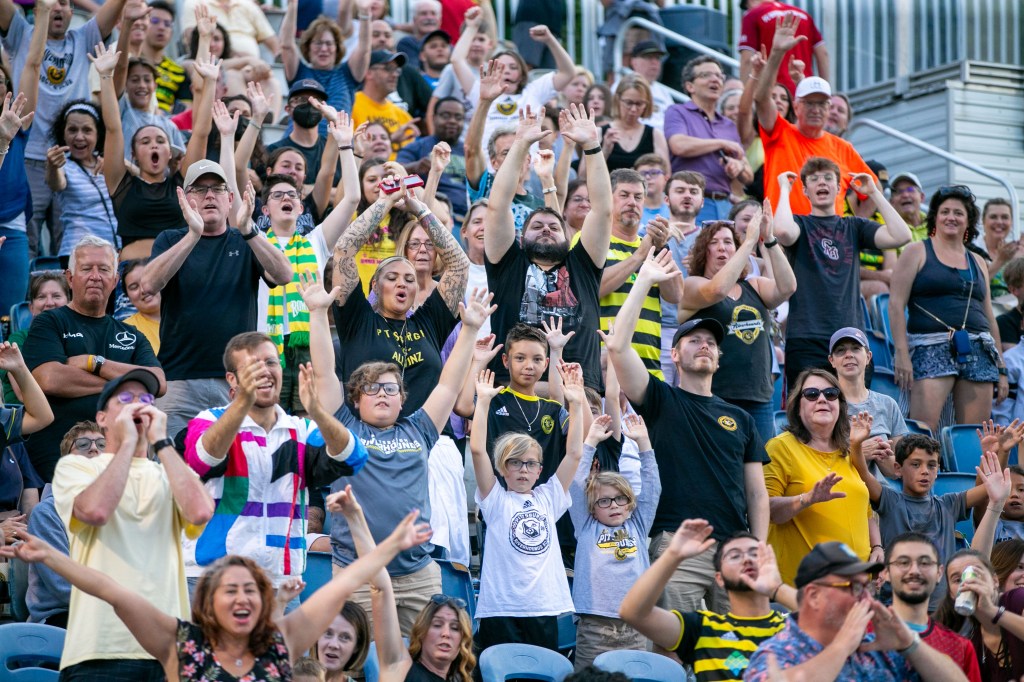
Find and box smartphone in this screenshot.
[403,175,425,189]
[378,177,401,194]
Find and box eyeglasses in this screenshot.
[269,190,299,201]
[311,40,337,49]
[800,386,840,401]
[638,169,665,179]
[406,240,435,252]
[186,184,228,196]
[72,437,106,452]
[701,219,736,230]
[888,557,937,570]
[619,98,647,111]
[938,185,976,202]
[149,16,173,27]
[693,70,724,81]
[506,458,541,471]
[116,391,155,404]
[435,111,464,121]
[722,547,760,563]
[893,185,921,196]
[361,382,401,396]
[814,580,876,598]
[568,195,590,204]
[805,173,836,184]
[430,594,468,609]
[800,99,831,110]
[595,494,630,508]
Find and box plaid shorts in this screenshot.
[910,334,1000,382]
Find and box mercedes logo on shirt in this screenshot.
[116,331,137,346]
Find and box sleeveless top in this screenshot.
[601,123,655,172]
[908,239,990,335]
[696,280,773,402]
[113,171,185,245]
[56,159,118,256]
[175,619,291,681]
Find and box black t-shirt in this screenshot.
[151,227,266,381]
[485,388,569,483]
[404,660,447,682]
[332,285,457,418]
[266,134,341,185]
[998,306,1023,346]
[113,172,185,244]
[22,307,160,480]
[787,214,881,340]
[632,377,769,540]
[697,280,773,403]
[485,239,603,391]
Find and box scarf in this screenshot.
[266,227,317,366]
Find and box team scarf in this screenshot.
[266,227,317,366]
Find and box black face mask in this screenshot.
[235,116,249,141]
[292,102,323,129]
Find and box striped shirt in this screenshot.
[670,609,787,680]
[599,235,665,379]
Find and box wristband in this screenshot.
[86,355,95,373]
[998,366,1008,376]
[242,228,260,241]
[247,119,262,130]
[152,437,175,452]
[994,605,1007,624]
[763,238,779,248]
[583,146,602,156]
[543,186,557,195]
[870,545,883,551]
[358,13,370,20]
[338,144,353,151]
[897,632,921,656]
[415,209,432,220]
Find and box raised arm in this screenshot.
[19,0,54,121]
[139,191,204,294]
[849,412,883,503]
[813,43,830,82]
[773,172,800,247]
[853,173,911,249]
[682,206,762,313]
[735,67,761,148]
[95,0,129,38]
[308,99,343,217]
[71,404,146,525]
[750,200,797,308]
[95,43,129,193]
[528,25,575,90]
[145,405,214,525]
[195,357,264,459]
[404,182,470,314]
[181,55,222,175]
[318,117,360,247]
[298,271,344,411]
[469,369,502,498]
[281,0,300,80]
[755,13,807,134]
[767,471,847,525]
[449,7,484,95]
[330,191,403,305]
[465,60,509,192]
[211,100,241,214]
[0,93,33,172]
[347,1,372,82]
[970,450,1011,558]
[454,334,502,418]
[561,103,611,267]
[112,0,151,98]
[555,363,586,491]
[0,343,53,434]
[234,81,271,192]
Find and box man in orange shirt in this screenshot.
[753,11,873,216]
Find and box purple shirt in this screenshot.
[663,101,742,194]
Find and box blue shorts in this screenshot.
[910,335,1000,382]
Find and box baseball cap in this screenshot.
[631,40,666,58]
[420,29,451,48]
[183,159,229,188]
[828,327,869,354]
[370,50,407,68]
[795,541,884,588]
[672,318,724,348]
[288,78,327,99]
[96,368,162,411]
[890,171,923,190]
[866,159,889,192]
[795,76,832,99]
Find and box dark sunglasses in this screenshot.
[800,387,841,401]
[937,185,976,203]
[430,594,467,609]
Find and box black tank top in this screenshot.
[113,172,185,245]
[697,280,773,402]
[601,123,656,172]
[908,239,990,334]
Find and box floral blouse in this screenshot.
[176,620,292,681]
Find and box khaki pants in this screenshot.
[649,531,729,614]
[335,560,441,637]
[574,614,647,671]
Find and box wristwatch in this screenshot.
[152,437,175,452]
[92,355,106,375]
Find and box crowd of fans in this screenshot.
[3,0,1024,680]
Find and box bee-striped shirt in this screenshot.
[670,609,787,680]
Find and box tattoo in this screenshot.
[422,211,469,314]
[333,201,389,302]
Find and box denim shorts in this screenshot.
[910,335,1000,382]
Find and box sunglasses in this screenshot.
[937,185,976,203]
[701,219,735,230]
[116,391,155,404]
[430,594,467,609]
[800,387,841,401]
[362,382,401,396]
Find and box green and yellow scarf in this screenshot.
[266,228,318,366]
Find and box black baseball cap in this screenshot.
[420,29,451,49]
[370,50,407,68]
[288,78,327,99]
[794,541,884,589]
[672,318,724,347]
[630,40,666,58]
[96,368,161,411]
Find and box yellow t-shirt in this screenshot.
[351,92,413,159]
[52,454,203,668]
[124,312,160,355]
[354,213,398,297]
[763,431,872,585]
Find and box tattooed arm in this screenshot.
[332,193,402,306]
[404,190,470,315]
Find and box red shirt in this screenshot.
[921,619,982,682]
[440,0,476,41]
[739,1,824,94]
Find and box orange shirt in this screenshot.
[760,113,874,216]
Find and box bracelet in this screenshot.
[870,544,883,551]
[86,355,95,373]
[415,209,432,220]
[100,75,113,80]
[994,605,1007,624]
[338,144,353,151]
[583,146,602,156]
[998,366,1008,376]
[897,632,921,656]
[542,186,557,195]
[0,144,9,156]
[989,505,1005,513]
[358,13,370,20]
[247,119,262,130]
[242,228,260,241]
[152,437,175,452]
[769,584,781,602]
[763,238,779,248]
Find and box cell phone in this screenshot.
[378,177,401,194]
[403,175,425,189]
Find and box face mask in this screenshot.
[292,102,323,129]
[235,116,249,141]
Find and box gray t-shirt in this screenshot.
[119,97,186,157]
[4,15,102,160]
[848,390,910,439]
[662,230,697,327]
[329,406,438,576]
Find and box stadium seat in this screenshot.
[772,371,785,411]
[873,293,891,339]
[556,611,575,657]
[932,472,979,542]
[905,419,933,438]
[860,295,873,331]
[773,410,788,436]
[0,622,65,682]
[479,643,573,682]
[436,559,477,623]
[300,551,333,603]
[363,638,408,682]
[10,302,32,333]
[867,330,893,371]
[28,256,61,273]
[593,649,686,681]
[870,368,901,403]
[940,425,983,473]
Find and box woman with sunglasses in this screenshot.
[677,203,795,442]
[584,74,668,176]
[332,484,476,681]
[763,369,877,585]
[890,185,1009,436]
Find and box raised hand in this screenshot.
[850,172,879,197]
[806,472,847,505]
[514,105,551,145]
[667,519,716,561]
[298,363,322,416]
[759,199,775,242]
[749,45,768,79]
[137,404,169,444]
[777,171,798,192]
[472,333,503,365]
[391,118,421,146]
[459,288,496,330]
[389,508,434,551]
[849,412,873,447]
[88,42,121,77]
[528,25,554,43]
[977,419,1004,456]
[212,99,239,137]
[297,270,340,311]
[862,601,916,653]
[176,187,205,238]
[533,149,555,179]
[743,206,762,246]
[559,102,600,148]
[325,484,363,516]
[45,144,69,170]
[193,54,222,82]
[0,341,28,373]
[234,357,265,405]
[771,11,808,55]
[475,368,504,402]
[601,126,621,155]
[122,0,150,24]
[737,542,784,596]
[0,93,33,144]
[246,81,270,124]
[832,600,873,657]
[977,450,1011,506]
[645,216,670,250]
[275,577,306,607]
[309,97,340,125]
[430,141,451,175]
[586,414,614,444]
[462,6,483,30]
[1001,419,1024,452]
[541,316,576,352]
[788,57,806,86]
[622,414,649,443]
[195,2,216,37]
[237,181,257,231]
[115,403,143,452]
[478,60,511,102]
[557,362,585,405]
[638,248,683,285]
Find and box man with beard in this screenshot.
[397,96,468,222]
[417,29,450,89]
[883,533,982,681]
[182,332,368,603]
[605,256,770,616]
[485,104,611,391]
[599,168,680,380]
[620,523,796,680]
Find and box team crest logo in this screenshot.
[718,416,737,431]
[509,508,550,555]
[46,65,67,85]
[541,415,555,434]
[495,99,518,116]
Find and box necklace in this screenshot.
[512,392,542,431]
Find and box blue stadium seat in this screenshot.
[479,643,573,682]
[905,420,933,438]
[9,302,31,333]
[0,622,65,682]
[28,256,61,274]
[772,371,785,411]
[300,551,333,603]
[932,472,978,542]
[437,558,477,623]
[870,368,901,403]
[556,612,575,657]
[867,330,893,371]
[593,649,686,681]
[873,293,891,339]
[773,411,788,436]
[940,425,983,473]
[860,295,873,331]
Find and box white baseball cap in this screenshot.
[795,76,832,100]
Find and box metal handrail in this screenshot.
[848,118,1020,234]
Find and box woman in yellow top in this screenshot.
[763,369,879,585]
[122,259,161,354]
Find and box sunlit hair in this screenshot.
[784,369,850,454]
[494,432,542,476]
[69,235,118,274]
[611,74,653,119]
[222,331,274,373]
[462,199,488,231]
[346,361,406,408]
[310,602,370,676]
[492,50,529,93]
[718,88,742,117]
[585,472,636,515]
[28,270,71,302]
[59,420,102,456]
[299,17,346,65]
[292,657,325,681]
[992,540,1024,592]
[934,549,996,634]
[689,221,748,280]
[1004,257,1024,290]
[633,153,668,173]
[610,168,646,194]
[407,598,476,680]
[268,147,309,185]
[394,221,442,277]
[369,256,417,314]
[192,555,277,656]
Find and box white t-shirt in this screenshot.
[465,262,491,338]
[256,223,329,334]
[474,477,574,618]
[469,72,559,171]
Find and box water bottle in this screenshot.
[954,566,979,616]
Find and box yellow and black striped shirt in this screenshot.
[599,235,664,379]
[670,609,787,681]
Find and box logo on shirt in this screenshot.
[541,415,555,434]
[228,250,240,257]
[495,98,518,116]
[819,238,840,261]
[724,650,750,676]
[495,406,509,416]
[728,305,765,345]
[597,527,638,561]
[46,65,66,86]
[115,331,137,346]
[63,332,84,339]
[718,416,738,431]
[509,508,550,555]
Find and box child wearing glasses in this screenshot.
[469,362,584,655]
[567,412,660,670]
